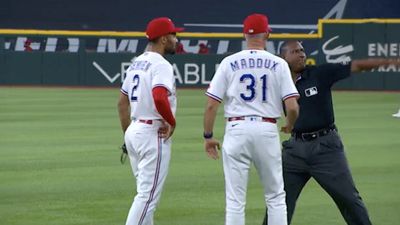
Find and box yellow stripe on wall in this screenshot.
[1,19,399,39]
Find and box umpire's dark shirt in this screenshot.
[293,63,351,133]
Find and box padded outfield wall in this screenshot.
[0,19,400,89]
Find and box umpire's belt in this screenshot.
[228,116,277,124]
[292,125,337,141]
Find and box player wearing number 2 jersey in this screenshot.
[203,14,300,225]
[118,17,183,225]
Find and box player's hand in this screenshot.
[280,125,293,134]
[158,120,175,140]
[120,143,128,164]
[204,138,220,160]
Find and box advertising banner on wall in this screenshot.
[318,22,400,90]
[2,35,319,56]
[1,20,399,90]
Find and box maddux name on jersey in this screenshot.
[229,58,280,72]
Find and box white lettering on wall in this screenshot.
[368,43,400,57]
[97,39,138,53]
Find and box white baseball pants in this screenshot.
[222,117,287,225]
[124,120,171,225]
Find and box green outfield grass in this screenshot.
[1,87,400,225]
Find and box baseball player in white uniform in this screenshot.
[203,14,300,225]
[118,17,183,225]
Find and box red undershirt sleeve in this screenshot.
[152,86,176,127]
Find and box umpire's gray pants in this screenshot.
[263,130,372,225]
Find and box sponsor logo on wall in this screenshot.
[92,59,216,85]
[322,35,354,63]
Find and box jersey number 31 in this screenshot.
[240,73,268,102]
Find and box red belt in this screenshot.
[137,119,153,124]
[228,116,277,124]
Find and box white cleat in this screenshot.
[393,110,400,118]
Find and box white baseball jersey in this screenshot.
[206,49,299,118]
[121,51,176,120]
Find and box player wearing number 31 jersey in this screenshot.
[118,17,183,225]
[203,13,299,225]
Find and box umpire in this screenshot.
[262,40,400,225]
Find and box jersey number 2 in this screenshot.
[240,73,267,102]
[130,74,140,101]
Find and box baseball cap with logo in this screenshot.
[243,13,272,34]
[146,17,184,40]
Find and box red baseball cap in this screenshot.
[146,17,184,40]
[243,13,272,34]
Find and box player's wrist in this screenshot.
[203,131,213,139]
